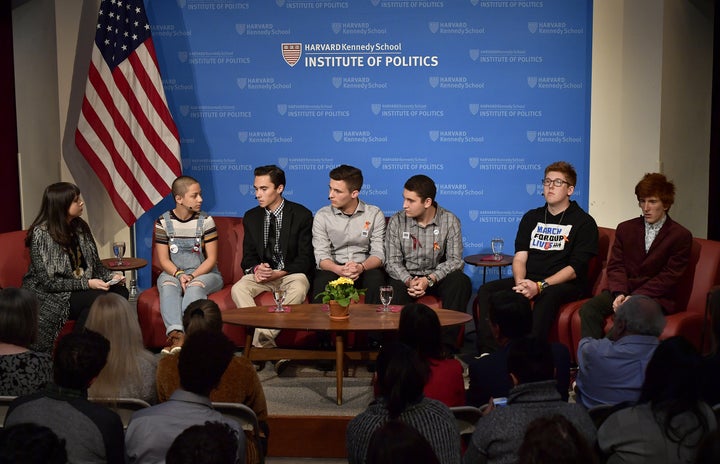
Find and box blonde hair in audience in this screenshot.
[84,293,155,399]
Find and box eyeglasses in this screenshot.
[542,178,571,187]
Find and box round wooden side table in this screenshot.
[464,253,512,283]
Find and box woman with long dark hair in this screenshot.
[22,182,127,352]
[598,336,717,463]
[398,302,465,406]
[346,342,461,464]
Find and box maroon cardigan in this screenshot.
[606,215,692,314]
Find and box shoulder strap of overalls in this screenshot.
[162,211,175,239]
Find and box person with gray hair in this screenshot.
[575,295,666,408]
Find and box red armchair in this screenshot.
[554,227,615,357]
[0,230,30,289]
[565,234,720,360]
[0,229,76,342]
[472,227,616,355]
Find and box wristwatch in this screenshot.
[537,280,549,293]
[426,276,435,287]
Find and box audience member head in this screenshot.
[0,287,39,347]
[488,289,532,342]
[640,336,703,405]
[375,342,429,419]
[84,293,151,398]
[53,329,110,390]
[183,299,223,336]
[613,295,666,338]
[366,420,440,464]
[254,164,286,189]
[635,172,676,211]
[171,175,200,199]
[26,182,88,248]
[85,293,145,352]
[404,175,437,207]
[544,161,577,187]
[695,429,720,464]
[639,336,709,449]
[329,164,363,193]
[398,303,444,360]
[178,330,235,396]
[517,415,598,464]
[165,421,239,464]
[0,423,67,464]
[507,337,554,385]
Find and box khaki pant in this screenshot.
[231,273,310,347]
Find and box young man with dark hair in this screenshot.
[312,164,386,304]
[384,174,471,351]
[165,421,240,464]
[466,290,570,407]
[579,172,692,339]
[125,330,245,464]
[0,423,68,464]
[4,330,126,464]
[231,164,314,354]
[475,161,599,353]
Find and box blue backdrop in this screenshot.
[135,0,593,291]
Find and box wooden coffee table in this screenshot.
[222,303,471,405]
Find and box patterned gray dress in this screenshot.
[0,351,52,396]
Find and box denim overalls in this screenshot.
[157,211,223,334]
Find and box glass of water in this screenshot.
[491,237,504,261]
[272,286,286,312]
[379,285,393,312]
[112,241,126,266]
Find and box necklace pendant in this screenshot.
[73,268,84,279]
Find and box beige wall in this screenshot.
[589,0,713,236]
[13,0,715,245]
[12,0,61,227]
[13,0,130,256]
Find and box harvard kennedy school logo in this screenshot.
[282,43,302,67]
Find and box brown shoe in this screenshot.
[161,330,185,355]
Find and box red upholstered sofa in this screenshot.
[0,230,30,290]
[136,216,444,350]
[137,217,303,349]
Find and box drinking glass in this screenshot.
[272,286,287,312]
[491,237,504,261]
[112,241,126,266]
[379,285,393,312]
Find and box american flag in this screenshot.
[76,0,181,226]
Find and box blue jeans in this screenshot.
[158,270,223,334]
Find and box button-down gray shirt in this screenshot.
[312,199,386,267]
[384,205,464,284]
[125,389,245,464]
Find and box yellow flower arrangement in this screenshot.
[315,276,366,307]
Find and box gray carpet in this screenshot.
[257,361,375,417]
[257,319,477,417]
